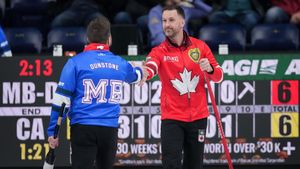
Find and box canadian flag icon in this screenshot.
[198,135,205,142]
[198,129,205,142]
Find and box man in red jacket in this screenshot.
[140,5,223,169]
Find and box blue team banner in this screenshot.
[0,55,299,167]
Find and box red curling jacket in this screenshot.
[146,32,223,122]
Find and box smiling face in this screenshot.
[162,9,185,39]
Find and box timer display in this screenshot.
[20,143,49,160]
[19,59,53,77]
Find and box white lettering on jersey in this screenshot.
[82,79,124,104]
[109,80,123,104]
[82,79,108,104]
[164,56,179,62]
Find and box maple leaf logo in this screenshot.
[171,68,199,95]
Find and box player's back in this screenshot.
[66,49,131,127]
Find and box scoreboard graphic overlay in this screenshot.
[0,55,299,167]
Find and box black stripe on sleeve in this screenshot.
[56,87,73,97]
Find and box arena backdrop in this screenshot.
[0,54,299,167]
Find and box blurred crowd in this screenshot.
[1,0,300,57]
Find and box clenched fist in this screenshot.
[199,58,213,73]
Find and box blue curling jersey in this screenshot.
[47,44,142,136]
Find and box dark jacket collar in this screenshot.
[166,31,192,48]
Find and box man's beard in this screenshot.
[164,28,176,38]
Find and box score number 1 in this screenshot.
[206,115,232,138]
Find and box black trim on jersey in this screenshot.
[56,87,73,97]
[51,104,61,113]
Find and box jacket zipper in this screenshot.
[179,47,192,120]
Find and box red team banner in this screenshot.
[0,55,299,167]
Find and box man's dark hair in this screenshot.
[87,16,111,44]
[162,5,185,19]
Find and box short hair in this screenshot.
[162,5,185,19]
[87,16,111,44]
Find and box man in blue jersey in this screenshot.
[47,16,146,169]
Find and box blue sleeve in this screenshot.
[47,105,60,137]
[182,0,212,21]
[0,27,12,57]
[124,62,143,84]
[148,6,165,47]
[47,59,76,136]
[57,58,77,93]
[47,105,69,137]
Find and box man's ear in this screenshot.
[108,35,112,46]
[181,19,185,29]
